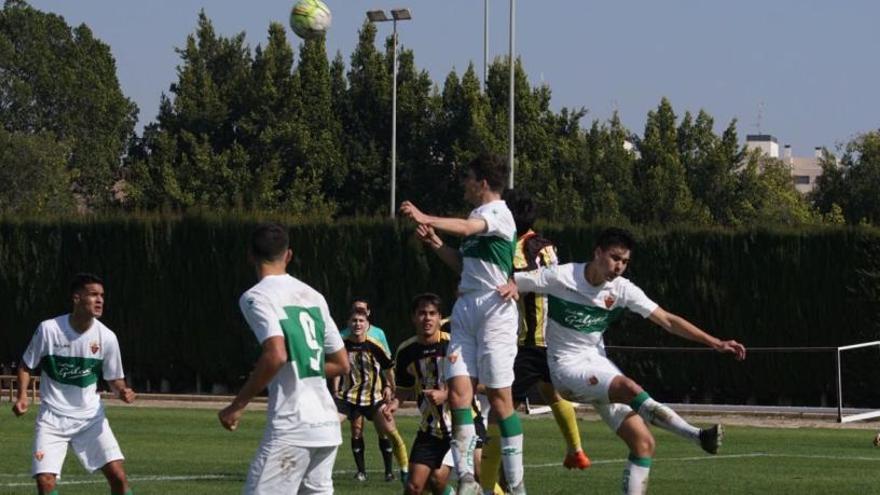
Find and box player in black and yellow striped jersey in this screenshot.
[333,308,409,483]
[479,190,591,492]
[386,294,501,495]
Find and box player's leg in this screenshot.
[607,375,720,453]
[479,294,524,494]
[32,409,72,495]
[299,445,338,495]
[537,382,588,469]
[406,463,435,494]
[478,421,502,495]
[446,296,480,491]
[100,461,130,495]
[377,431,395,480]
[598,404,654,495]
[69,412,128,494]
[428,465,453,495]
[372,403,409,482]
[349,413,367,480]
[243,433,309,495]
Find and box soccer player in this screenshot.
[218,223,350,495]
[12,273,136,495]
[339,298,396,476]
[478,190,591,493]
[333,308,409,483]
[385,293,454,495]
[339,298,392,354]
[508,227,747,494]
[401,153,525,495]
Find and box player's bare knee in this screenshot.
[406,478,425,494]
[609,375,643,404]
[35,473,56,491]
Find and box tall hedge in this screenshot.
[1,217,878,407]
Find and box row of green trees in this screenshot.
[2,217,878,404]
[1,0,879,225]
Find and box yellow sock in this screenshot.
[387,429,409,471]
[550,399,582,453]
[480,423,502,493]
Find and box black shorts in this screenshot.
[511,346,552,401]
[335,398,386,422]
[409,431,451,470]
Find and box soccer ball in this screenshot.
[874,432,880,447]
[290,0,332,40]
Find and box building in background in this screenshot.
[745,134,832,194]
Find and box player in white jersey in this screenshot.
[12,273,136,495]
[509,227,747,494]
[400,153,525,495]
[218,223,350,495]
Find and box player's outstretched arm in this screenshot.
[400,201,487,237]
[219,336,287,431]
[11,364,32,417]
[648,308,747,360]
[417,224,463,274]
[107,379,136,404]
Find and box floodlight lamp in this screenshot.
[391,8,412,20]
[366,10,390,22]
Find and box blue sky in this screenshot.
[27,0,880,157]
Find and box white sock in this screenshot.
[621,455,651,495]
[631,392,699,442]
[499,414,524,488]
[450,423,477,478]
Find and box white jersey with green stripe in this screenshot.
[458,200,517,293]
[21,315,124,420]
[514,263,658,364]
[239,274,344,447]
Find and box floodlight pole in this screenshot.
[508,0,515,188]
[367,9,410,219]
[483,0,489,88]
[391,18,399,219]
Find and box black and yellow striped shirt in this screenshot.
[337,335,394,406]
[396,332,452,439]
[514,230,557,348]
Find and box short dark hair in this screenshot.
[250,223,289,262]
[502,188,537,234]
[594,227,636,251]
[351,297,370,309]
[70,273,103,295]
[350,307,369,320]
[467,153,508,193]
[410,292,443,315]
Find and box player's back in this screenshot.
[239,274,343,447]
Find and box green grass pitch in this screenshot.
[2,405,878,494]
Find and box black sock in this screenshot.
[379,436,393,474]
[352,437,366,473]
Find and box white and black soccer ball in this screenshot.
[873,431,880,447]
[290,0,332,40]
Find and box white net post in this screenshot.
[836,340,880,423]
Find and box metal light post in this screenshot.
[366,8,412,219]
[508,0,515,188]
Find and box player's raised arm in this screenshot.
[416,224,463,274]
[400,201,488,237]
[648,307,747,360]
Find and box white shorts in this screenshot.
[549,352,634,432]
[445,291,518,389]
[32,407,124,476]
[244,431,338,495]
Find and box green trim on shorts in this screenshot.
[627,453,653,468]
[452,408,474,426]
[498,413,523,437]
[630,391,650,411]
